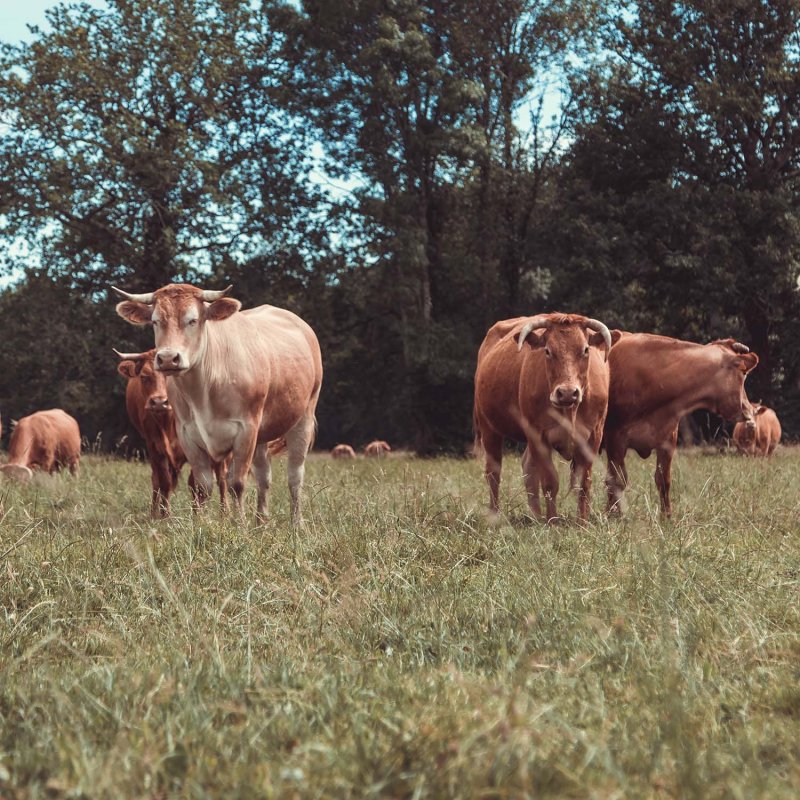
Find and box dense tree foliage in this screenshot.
[1,0,799,451]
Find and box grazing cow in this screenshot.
[733,403,781,457]
[0,409,80,480]
[474,313,616,521]
[604,334,758,515]
[114,283,322,523]
[364,440,391,458]
[331,444,356,459]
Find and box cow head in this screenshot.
[708,340,759,426]
[115,349,172,414]
[517,314,617,409]
[113,284,241,374]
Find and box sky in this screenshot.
[0,0,107,44]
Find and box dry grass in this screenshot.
[0,448,799,798]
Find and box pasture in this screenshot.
[1,450,799,798]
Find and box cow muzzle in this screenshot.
[550,385,582,408]
[146,396,171,412]
[155,349,188,373]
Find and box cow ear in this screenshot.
[738,352,759,373]
[756,405,768,416]
[117,360,137,379]
[206,297,241,322]
[116,301,152,325]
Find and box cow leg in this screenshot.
[184,449,215,512]
[284,414,315,525]
[570,459,591,521]
[250,442,272,524]
[605,440,628,515]
[654,428,678,516]
[541,456,559,522]
[521,445,542,519]
[149,454,172,518]
[227,428,259,520]
[214,458,230,512]
[481,430,503,516]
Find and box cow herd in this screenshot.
[0,284,783,524]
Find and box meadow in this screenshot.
[0,448,798,799]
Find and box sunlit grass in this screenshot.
[1,449,799,798]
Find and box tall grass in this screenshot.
[1,450,798,798]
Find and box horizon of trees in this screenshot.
[1,0,799,453]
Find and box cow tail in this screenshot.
[308,415,318,454]
[473,408,483,458]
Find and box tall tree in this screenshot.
[0,0,319,290]
[553,0,800,409]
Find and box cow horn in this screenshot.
[112,286,155,304]
[731,342,750,354]
[113,348,148,361]
[584,318,612,358]
[517,315,553,351]
[200,285,233,302]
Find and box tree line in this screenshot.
[1,0,799,453]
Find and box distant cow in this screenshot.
[114,283,322,523]
[331,444,356,459]
[364,440,391,458]
[604,335,758,515]
[474,313,616,521]
[0,409,80,480]
[733,403,781,457]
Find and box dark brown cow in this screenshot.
[474,313,615,521]
[331,444,356,459]
[604,334,758,515]
[114,283,322,523]
[733,403,781,457]
[0,409,80,480]
[117,349,189,517]
[364,440,391,457]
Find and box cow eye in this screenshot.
[544,347,552,358]
[186,319,198,327]
[152,320,159,327]
[583,345,590,356]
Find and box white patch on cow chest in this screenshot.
[183,396,243,461]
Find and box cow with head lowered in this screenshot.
[732,403,780,457]
[0,409,80,481]
[114,283,323,524]
[603,334,758,515]
[474,313,617,521]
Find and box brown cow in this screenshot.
[474,313,615,521]
[331,444,356,459]
[604,334,758,515]
[0,409,80,480]
[116,349,192,517]
[732,403,781,457]
[364,440,391,458]
[114,283,322,524]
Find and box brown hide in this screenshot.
[473,313,616,521]
[332,444,356,459]
[1,409,80,480]
[118,350,187,517]
[117,350,234,517]
[604,333,758,515]
[115,283,322,523]
[364,440,391,457]
[733,404,781,457]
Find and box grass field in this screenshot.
[1,448,799,799]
